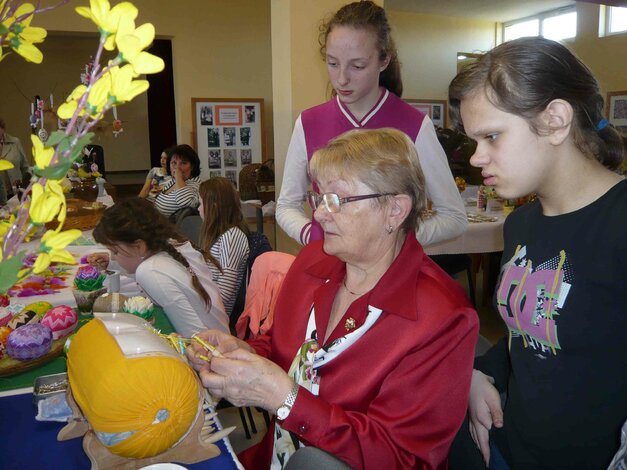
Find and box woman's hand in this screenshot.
[468,369,503,466]
[199,347,295,412]
[86,252,110,270]
[186,329,253,371]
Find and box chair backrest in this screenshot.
[177,215,203,245]
[169,206,199,225]
[235,251,295,339]
[229,231,273,333]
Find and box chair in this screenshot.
[169,206,199,225]
[177,215,203,244]
[219,231,274,439]
[285,447,353,470]
[430,254,476,306]
[229,231,273,334]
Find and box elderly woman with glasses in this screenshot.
[188,128,478,470]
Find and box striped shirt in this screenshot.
[209,227,250,316]
[155,176,201,217]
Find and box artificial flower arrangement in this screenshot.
[72,265,107,314]
[0,0,164,297]
[122,295,154,323]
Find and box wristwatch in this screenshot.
[276,382,300,421]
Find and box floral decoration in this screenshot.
[73,265,105,291]
[0,0,164,294]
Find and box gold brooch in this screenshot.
[344,317,356,331]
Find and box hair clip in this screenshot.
[596,118,609,131]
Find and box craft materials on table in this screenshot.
[8,263,72,298]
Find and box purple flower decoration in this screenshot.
[74,265,106,291]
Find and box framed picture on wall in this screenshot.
[191,98,265,183]
[607,91,627,131]
[404,99,448,128]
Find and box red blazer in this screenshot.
[240,233,478,469]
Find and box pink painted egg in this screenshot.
[41,305,78,340]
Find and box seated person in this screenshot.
[92,197,229,337]
[198,177,250,317]
[155,144,201,217]
[187,128,479,469]
[139,148,172,200]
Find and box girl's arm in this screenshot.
[276,116,313,245]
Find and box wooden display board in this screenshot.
[191,98,265,187]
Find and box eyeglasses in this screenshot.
[306,191,395,213]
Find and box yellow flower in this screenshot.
[0,160,14,171]
[57,84,87,120]
[75,0,137,50]
[86,73,112,115]
[108,64,148,104]
[29,181,66,224]
[115,18,164,75]
[4,3,47,63]
[33,229,81,273]
[0,215,16,239]
[31,134,55,170]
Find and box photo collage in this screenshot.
[194,100,263,187]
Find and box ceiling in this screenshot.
[385,0,577,23]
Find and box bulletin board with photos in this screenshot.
[404,99,448,128]
[192,98,265,188]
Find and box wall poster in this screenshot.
[192,98,265,188]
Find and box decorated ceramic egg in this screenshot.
[8,310,39,330]
[41,306,78,340]
[6,324,53,361]
[24,301,54,318]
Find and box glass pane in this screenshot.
[543,12,577,40]
[504,19,540,42]
[609,6,627,33]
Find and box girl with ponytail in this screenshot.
[276,0,466,247]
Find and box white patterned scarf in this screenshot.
[270,304,383,469]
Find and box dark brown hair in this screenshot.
[319,0,402,97]
[93,197,219,305]
[449,37,624,171]
[198,177,250,251]
[166,144,201,177]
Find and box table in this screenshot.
[423,208,506,256]
[0,392,241,470]
[0,234,242,469]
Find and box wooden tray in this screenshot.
[0,337,66,377]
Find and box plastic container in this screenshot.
[33,372,68,405]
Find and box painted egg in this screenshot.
[41,306,78,340]
[24,301,54,318]
[6,324,53,361]
[7,310,39,330]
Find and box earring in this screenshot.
[386,225,394,234]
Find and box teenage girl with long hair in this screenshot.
[198,177,250,317]
[276,0,466,247]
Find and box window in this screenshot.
[607,6,627,35]
[503,6,577,42]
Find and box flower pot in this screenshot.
[72,287,107,315]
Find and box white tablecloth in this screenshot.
[425,186,507,256]
[8,233,140,309]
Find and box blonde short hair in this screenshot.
[310,128,427,233]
